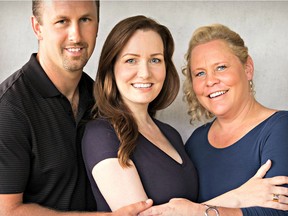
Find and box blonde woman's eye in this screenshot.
[216,65,227,71]
[195,71,205,77]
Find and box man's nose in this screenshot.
[68,23,81,43]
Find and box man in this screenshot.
[0,1,152,215]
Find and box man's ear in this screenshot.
[31,16,43,40]
[245,55,254,81]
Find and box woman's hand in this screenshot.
[138,198,204,216]
[231,159,288,209]
[205,159,288,210]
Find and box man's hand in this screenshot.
[113,199,153,216]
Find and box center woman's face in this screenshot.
[114,29,166,110]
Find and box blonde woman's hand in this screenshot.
[232,159,288,209]
[206,160,288,210]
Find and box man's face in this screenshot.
[36,1,98,74]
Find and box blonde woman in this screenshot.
[140,24,288,216]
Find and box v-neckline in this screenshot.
[138,119,185,166]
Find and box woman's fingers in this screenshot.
[265,194,288,210]
[253,159,272,178]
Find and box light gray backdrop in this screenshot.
[1,0,287,142]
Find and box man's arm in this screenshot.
[0,193,153,216]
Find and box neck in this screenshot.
[36,53,82,99]
[69,86,79,118]
[209,99,275,148]
[135,111,157,139]
[36,53,82,118]
[128,106,153,130]
[215,98,273,131]
[216,98,260,128]
[125,102,150,124]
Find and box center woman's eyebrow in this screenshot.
[121,53,164,58]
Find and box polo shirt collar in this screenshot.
[23,53,61,98]
[23,54,94,114]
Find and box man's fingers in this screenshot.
[134,199,153,212]
[138,203,167,216]
[113,199,153,216]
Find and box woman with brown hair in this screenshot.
[82,15,198,212]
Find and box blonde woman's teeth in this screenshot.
[209,90,227,98]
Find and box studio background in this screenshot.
[1,0,287,142]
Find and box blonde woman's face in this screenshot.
[190,39,253,118]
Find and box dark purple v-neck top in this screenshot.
[82,117,198,211]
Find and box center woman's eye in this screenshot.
[151,58,161,63]
[126,59,136,64]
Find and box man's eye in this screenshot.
[56,20,66,24]
[80,18,90,23]
[216,65,227,71]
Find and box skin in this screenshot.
[92,29,181,211]
[0,1,153,216]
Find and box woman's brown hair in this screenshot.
[93,15,179,167]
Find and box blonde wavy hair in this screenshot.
[182,24,252,123]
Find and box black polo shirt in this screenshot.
[0,54,97,211]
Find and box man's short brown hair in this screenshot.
[32,0,100,24]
